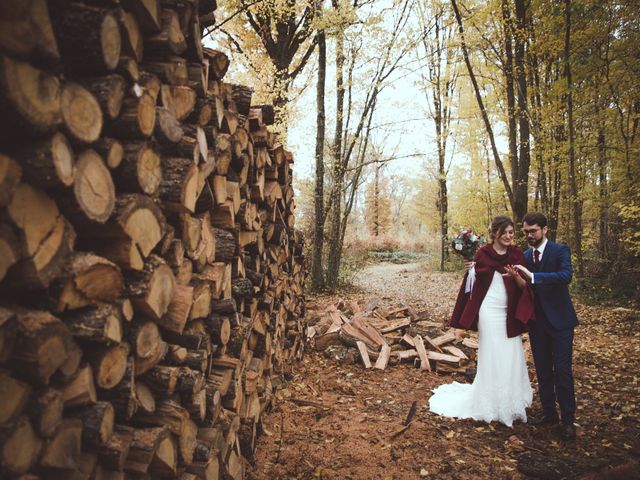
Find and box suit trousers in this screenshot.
[528,311,576,425]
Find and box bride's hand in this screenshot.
[503,265,519,278]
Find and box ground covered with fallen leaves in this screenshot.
[247,262,640,479]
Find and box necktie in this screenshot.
[534,249,540,268]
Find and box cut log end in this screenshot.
[61,83,103,144]
[73,150,116,223]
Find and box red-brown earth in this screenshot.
[247,263,640,479]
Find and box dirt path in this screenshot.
[247,262,640,479]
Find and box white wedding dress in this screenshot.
[429,271,533,427]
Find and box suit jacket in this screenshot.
[525,241,578,330]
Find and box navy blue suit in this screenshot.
[525,241,577,425]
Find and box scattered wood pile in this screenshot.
[308,298,477,373]
[0,1,306,479]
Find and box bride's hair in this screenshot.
[489,215,515,242]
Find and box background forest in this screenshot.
[207,0,640,304]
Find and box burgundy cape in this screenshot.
[450,244,535,338]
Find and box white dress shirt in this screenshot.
[531,238,548,284]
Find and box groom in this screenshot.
[516,212,578,441]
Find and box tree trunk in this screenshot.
[325,21,345,291]
[513,0,531,226]
[311,24,326,291]
[564,0,583,276]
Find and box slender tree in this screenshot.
[311,1,327,290]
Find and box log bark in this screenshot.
[213,228,236,263]
[82,74,126,120]
[0,154,22,208]
[94,137,124,169]
[113,141,162,195]
[155,106,184,145]
[144,56,188,85]
[158,157,200,213]
[70,401,115,448]
[143,365,180,396]
[27,387,63,438]
[50,3,121,72]
[11,132,75,189]
[10,309,70,384]
[64,304,123,344]
[99,424,134,471]
[107,93,156,139]
[124,426,169,474]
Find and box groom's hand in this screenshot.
[464,261,475,271]
[514,264,533,280]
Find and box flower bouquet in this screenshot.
[451,229,485,261]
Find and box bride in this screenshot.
[429,216,535,427]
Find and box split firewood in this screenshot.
[443,345,469,361]
[125,254,176,321]
[70,401,115,448]
[414,335,431,371]
[0,416,42,475]
[60,363,97,407]
[99,424,134,471]
[124,426,170,474]
[6,185,76,290]
[39,418,83,470]
[356,341,372,369]
[0,370,30,425]
[374,344,391,370]
[49,253,124,312]
[10,309,70,384]
[27,387,63,438]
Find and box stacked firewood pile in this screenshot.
[0,1,306,478]
[308,299,477,373]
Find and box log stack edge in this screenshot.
[0,1,307,478]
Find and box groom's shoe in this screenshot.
[560,423,576,441]
[529,414,559,426]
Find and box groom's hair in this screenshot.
[523,212,548,228]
